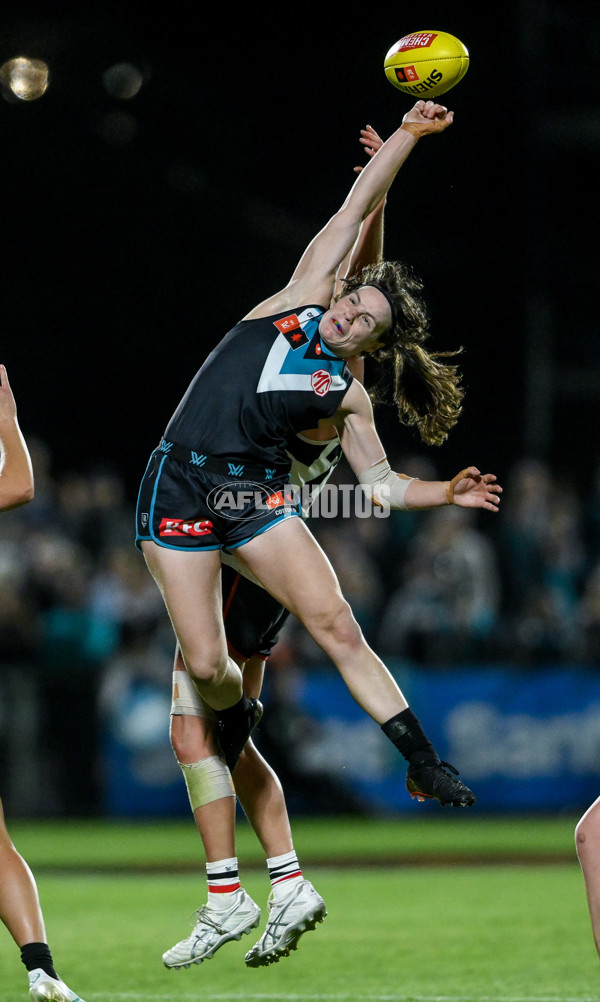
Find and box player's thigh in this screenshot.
[235,517,347,622]
[141,540,226,663]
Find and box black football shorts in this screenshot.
[136,442,301,551]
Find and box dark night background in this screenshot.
[0,1,598,502]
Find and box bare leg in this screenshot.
[171,710,238,861]
[231,656,293,858]
[235,521,477,809]
[234,742,294,858]
[163,654,298,970]
[141,541,243,710]
[0,799,88,997]
[171,652,293,859]
[0,798,46,946]
[576,797,600,960]
[235,518,408,723]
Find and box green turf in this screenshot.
[6,812,584,870]
[1,817,598,1001]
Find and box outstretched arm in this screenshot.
[329,380,502,513]
[0,365,35,511]
[335,125,386,294]
[244,100,453,321]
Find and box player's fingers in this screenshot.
[483,474,502,492]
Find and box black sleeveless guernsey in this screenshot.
[163,305,353,469]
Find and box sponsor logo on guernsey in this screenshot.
[395,31,437,51]
[274,313,309,349]
[311,369,332,396]
[257,309,345,395]
[274,313,300,333]
[159,517,214,537]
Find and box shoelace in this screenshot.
[194,906,227,932]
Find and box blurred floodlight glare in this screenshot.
[0,56,49,101]
[102,62,144,99]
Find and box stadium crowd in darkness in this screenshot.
[1,435,600,817]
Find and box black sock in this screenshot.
[216,693,251,722]
[381,707,439,765]
[20,942,58,979]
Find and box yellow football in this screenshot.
[384,30,469,99]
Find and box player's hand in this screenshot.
[401,99,454,137]
[354,125,384,173]
[446,466,502,512]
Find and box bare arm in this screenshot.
[334,125,386,296]
[330,380,502,512]
[243,100,453,322]
[0,364,35,511]
[298,126,381,439]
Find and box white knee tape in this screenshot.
[171,670,216,721]
[179,756,235,810]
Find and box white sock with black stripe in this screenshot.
[267,849,303,901]
[206,857,241,911]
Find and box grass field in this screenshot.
[1,814,598,1002]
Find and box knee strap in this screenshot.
[179,756,235,810]
[171,669,216,721]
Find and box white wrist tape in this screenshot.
[358,461,415,510]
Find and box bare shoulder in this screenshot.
[242,275,334,322]
[242,282,304,321]
[343,377,372,411]
[330,376,372,423]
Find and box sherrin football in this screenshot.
[384,30,469,99]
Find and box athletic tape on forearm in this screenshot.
[179,756,235,810]
[358,461,415,510]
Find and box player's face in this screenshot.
[319,287,391,358]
